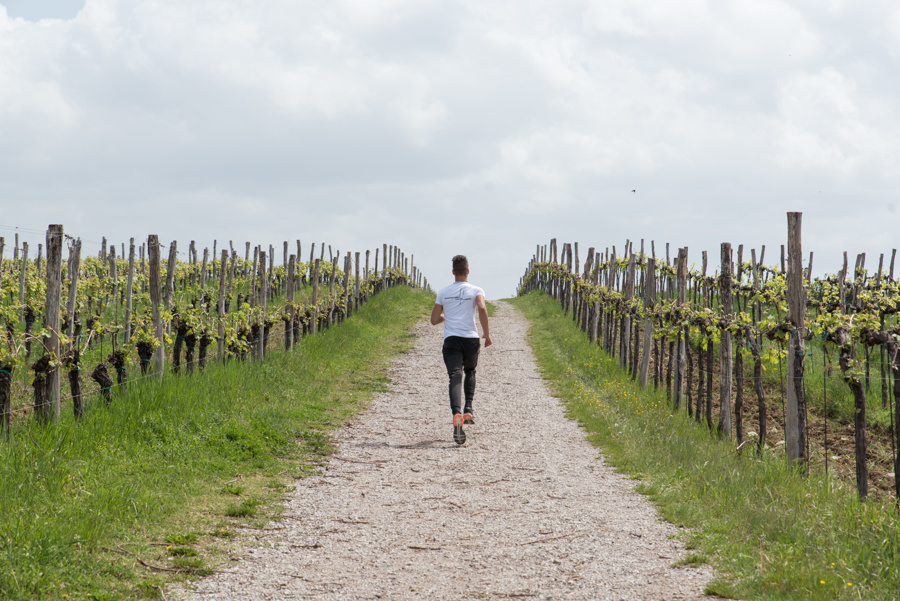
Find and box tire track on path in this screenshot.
[177,301,712,600]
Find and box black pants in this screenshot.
[442,336,481,416]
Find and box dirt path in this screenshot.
[177,301,712,600]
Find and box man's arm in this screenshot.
[430,303,444,326]
[475,294,492,347]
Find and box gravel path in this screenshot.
[177,301,712,600]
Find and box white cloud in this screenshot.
[775,67,899,179]
[0,0,898,295]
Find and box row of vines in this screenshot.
[519,213,899,501]
[0,225,428,437]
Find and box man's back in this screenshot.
[436,281,484,339]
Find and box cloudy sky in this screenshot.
[1,0,899,297]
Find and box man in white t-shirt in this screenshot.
[430,255,492,445]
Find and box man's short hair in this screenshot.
[452,255,468,276]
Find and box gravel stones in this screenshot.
[177,301,712,600]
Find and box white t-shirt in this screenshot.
[436,281,485,339]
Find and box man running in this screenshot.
[430,255,492,445]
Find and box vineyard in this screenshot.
[0,225,428,436]
[519,212,899,502]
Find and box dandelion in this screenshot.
[846,582,853,586]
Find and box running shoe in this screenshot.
[453,413,466,445]
[463,413,474,425]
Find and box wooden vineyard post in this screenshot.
[621,254,635,371]
[165,241,177,311]
[125,239,135,344]
[807,251,814,285]
[749,249,767,454]
[218,250,228,361]
[579,248,592,333]
[566,244,574,315]
[268,244,274,291]
[890,343,900,500]
[108,246,118,317]
[229,250,236,292]
[374,248,379,283]
[201,248,209,290]
[837,327,868,498]
[354,252,361,312]
[310,259,320,335]
[64,238,83,418]
[717,243,734,439]
[574,242,580,277]
[258,251,267,361]
[343,253,351,317]
[605,249,616,351]
[285,254,295,350]
[674,247,687,411]
[639,258,656,389]
[839,252,848,313]
[19,242,28,323]
[327,255,338,326]
[148,235,165,379]
[365,250,370,300]
[66,239,81,340]
[785,212,808,470]
[45,225,63,421]
[0,237,6,439]
[590,251,601,344]
[189,240,197,286]
[250,246,259,307]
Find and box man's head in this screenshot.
[452,254,469,276]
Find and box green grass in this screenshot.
[0,285,433,600]
[510,291,900,601]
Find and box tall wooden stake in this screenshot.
[19,242,28,323]
[717,243,734,439]
[311,259,320,335]
[258,251,267,360]
[218,249,228,362]
[45,225,63,420]
[165,241,177,311]
[639,259,656,389]
[66,239,81,340]
[148,235,165,379]
[286,254,296,349]
[786,212,808,470]
[674,247,688,410]
[125,239,135,343]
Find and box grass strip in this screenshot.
[510,291,900,601]
[0,285,433,600]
